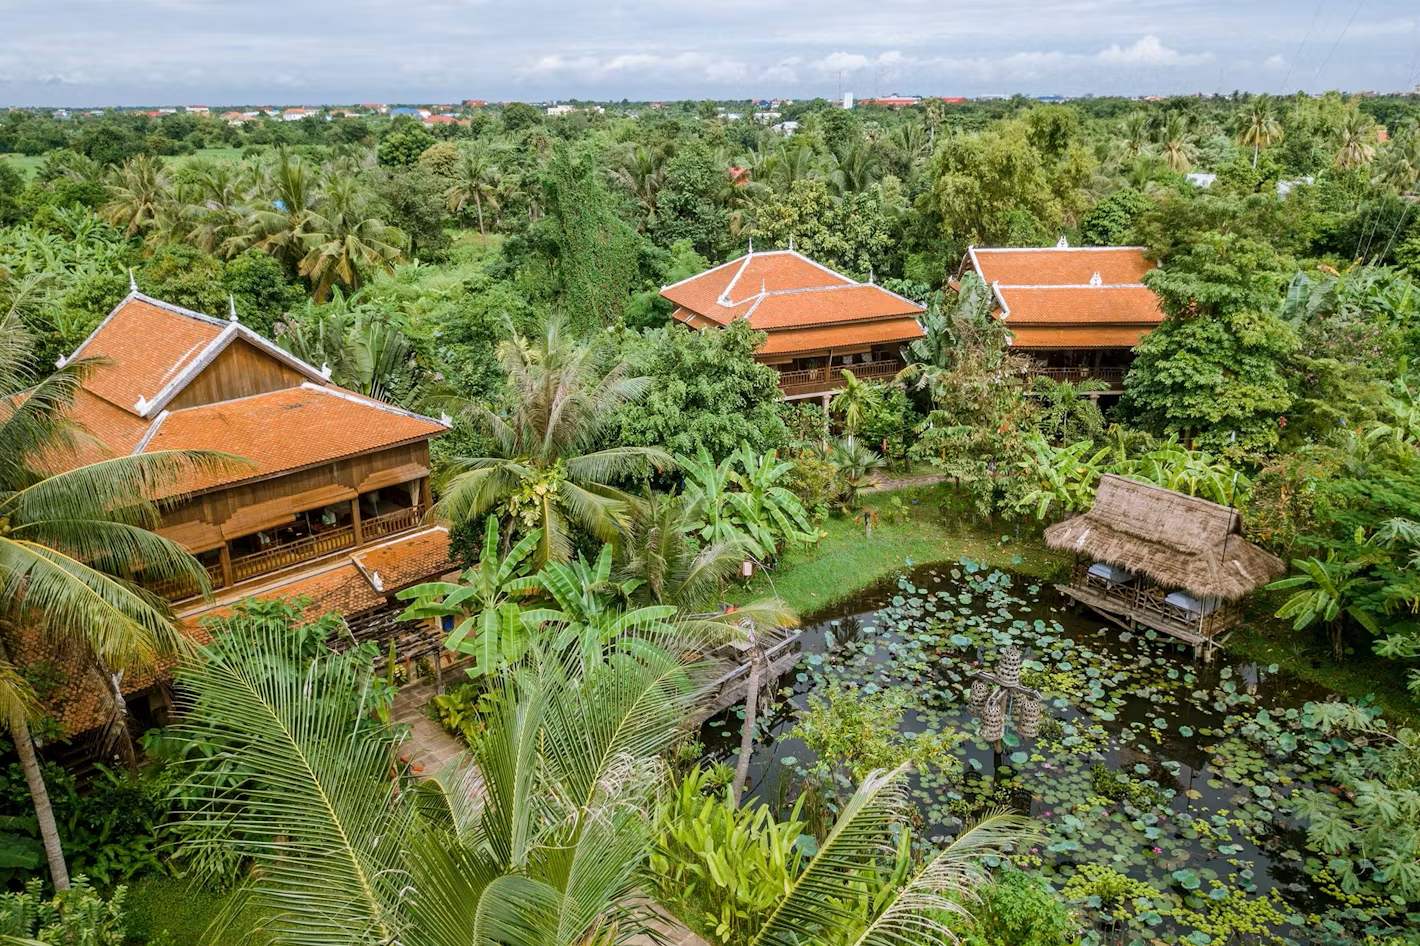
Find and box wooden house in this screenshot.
[1044,475,1284,658]
[661,249,925,401]
[958,243,1165,390]
[30,290,457,737]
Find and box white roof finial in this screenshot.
[228,294,239,321]
[319,362,333,380]
[760,277,767,296]
[128,268,138,293]
[1089,271,1103,286]
[788,235,795,252]
[1056,235,1069,249]
[868,264,875,284]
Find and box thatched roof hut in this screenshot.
[1043,475,1284,601]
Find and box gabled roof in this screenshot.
[1043,475,1284,600]
[661,249,922,328]
[963,245,1164,349]
[661,249,924,353]
[140,384,447,495]
[50,291,447,492]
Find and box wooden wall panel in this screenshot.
[160,441,432,541]
[168,340,306,411]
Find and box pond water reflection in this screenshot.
[702,561,1383,945]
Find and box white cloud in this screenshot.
[1264,54,1286,70]
[1095,35,1212,66]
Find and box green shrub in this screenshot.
[649,767,805,945]
[954,869,1079,946]
[0,876,126,945]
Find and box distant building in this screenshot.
[957,241,1165,390]
[753,110,781,123]
[1185,172,1217,189]
[860,94,920,108]
[1276,176,1314,198]
[546,104,575,117]
[771,120,800,136]
[463,99,488,107]
[185,105,209,114]
[281,107,312,122]
[842,92,855,110]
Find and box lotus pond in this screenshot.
[703,561,1414,946]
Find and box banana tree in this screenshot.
[1269,551,1382,662]
[396,516,546,679]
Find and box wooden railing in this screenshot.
[151,560,226,601]
[231,524,357,582]
[362,504,423,543]
[778,359,900,397]
[1067,562,1241,644]
[1028,366,1126,388]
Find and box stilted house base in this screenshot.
[1044,475,1283,659]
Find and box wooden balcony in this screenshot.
[161,503,427,601]
[1028,366,1126,389]
[778,359,901,399]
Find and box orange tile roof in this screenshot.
[965,245,1163,351]
[758,317,925,355]
[143,385,444,495]
[662,250,924,354]
[1007,325,1154,348]
[69,297,227,413]
[970,246,1155,286]
[44,294,448,489]
[997,286,1164,326]
[746,284,922,330]
[353,527,455,591]
[47,527,455,738]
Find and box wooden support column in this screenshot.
[351,497,364,546]
[219,543,233,589]
[419,477,432,513]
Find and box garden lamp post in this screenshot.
[967,645,1043,754]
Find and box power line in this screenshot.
[1314,0,1366,86]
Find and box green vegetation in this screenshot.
[5,88,1420,944]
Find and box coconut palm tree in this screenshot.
[1335,109,1378,170]
[827,141,880,197]
[298,175,407,302]
[828,369,881,434]
[617,491,746,610]
[242,149,322,269]
[436,320,671,564]
[0,314,233,889]
[1235,97,1283,169]
[165,602,1032,946]
[101,154,170,237]
[182,161,253,258]
[1120,112,1152,158]
[1375,124,1420,193]
[1156,113,1195,173]
[608,142,668,226]
[444,140,504,236]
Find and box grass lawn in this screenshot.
[728,483,1068,616]
[2,146,251,182]
[124,876,249,946]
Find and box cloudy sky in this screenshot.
[2,0,1417,106]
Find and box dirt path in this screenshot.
[865,472,947,493]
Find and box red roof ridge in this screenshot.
[298,381,450,429]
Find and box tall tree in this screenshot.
[1122,232,1298,458]
[444,140,503,236]
[1235,97,1283,169]
[298,174,406,302]
[100,153,169,237]
[437,320,670,564]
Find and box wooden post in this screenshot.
[219,543,233,589]
[351,497,364,546]
[418,477,432,514]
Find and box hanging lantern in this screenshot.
[968,679,992,715]
[997,646,1023,688]
[1014,693,1043,738]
